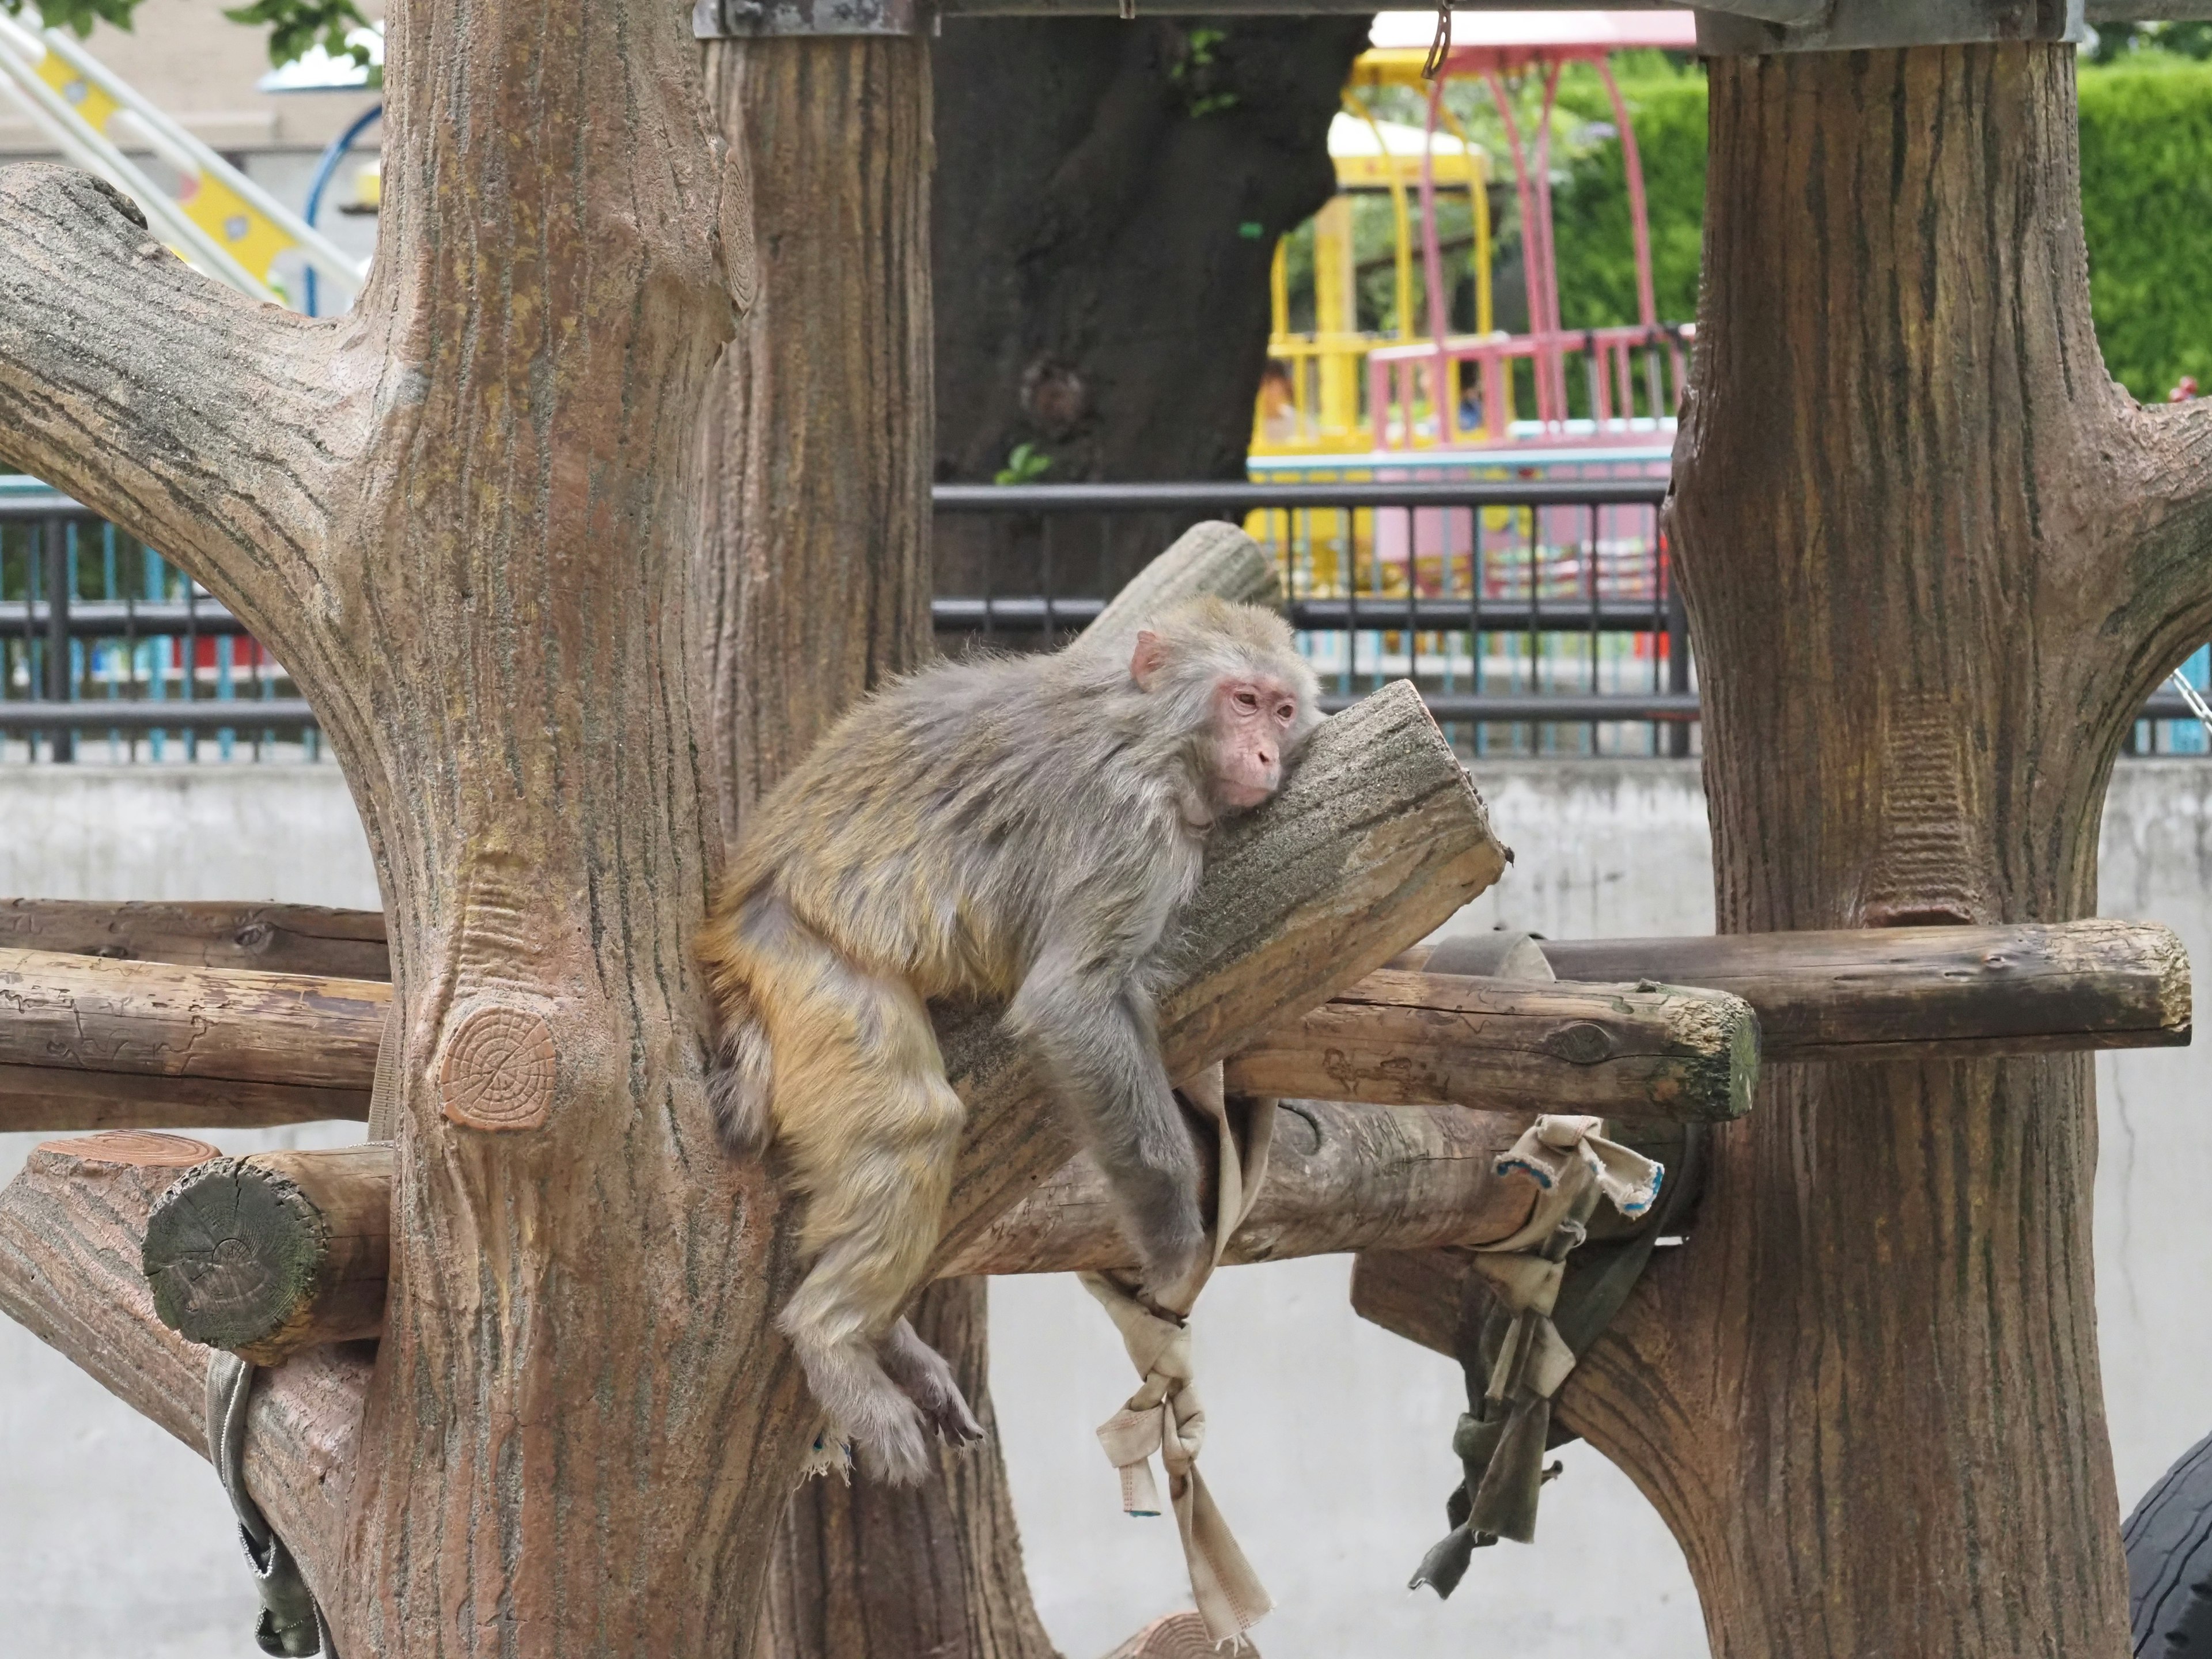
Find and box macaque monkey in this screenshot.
[696,596,1321,1483]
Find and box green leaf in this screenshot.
[220,0,370,71]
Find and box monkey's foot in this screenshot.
[849,1401,934,1486]
[879,1318,986,1446]
[786,1327,937,1485]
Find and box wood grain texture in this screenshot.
[0,899,392,980]
[931,680,1511,1272]
[142,1143,392,1365]
[942,1098,1536,1277]
[1100,1612,1243,1659]
[1227,969,1759,1122]
[1540,920,2191,1060]
[0,1065,369,1132]
[0,948,386,1128]
[1602,44,2190,1659]
[0,1135,369,1611]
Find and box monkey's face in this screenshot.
[1206,672,1305,810]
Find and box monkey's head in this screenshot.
[1128,596,1321,814]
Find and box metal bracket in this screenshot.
[1697,0,2088,52]
[692,0,929,37]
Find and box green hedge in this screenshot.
[1544,59,2212,402]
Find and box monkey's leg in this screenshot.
[1007,965,1207,1294]
[757,923,975,1484]
[878,1317,985,1445]
[695,892,777,1154]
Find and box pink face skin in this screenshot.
[1207,673,1302,809]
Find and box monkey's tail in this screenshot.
[707,979,776,1156]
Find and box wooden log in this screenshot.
[1081,521,1281,642]
[1103,1612,1247,1659]
[933,679,1511,1267]
[142,1143,392,1364]
[119,1097,1538,1352]
[944,1097,1537,1277]
[0,1133,368,1584]
[1535,919,2192,1061]
[0,948,387,1131]
[1226,969,1759,1123]
[0,897,391,980]
[1348,1245,1472,1361]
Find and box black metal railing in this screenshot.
[5,478,2207,762]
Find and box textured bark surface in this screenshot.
[945,1097,1538,1277]
[0,899,391,979]
[931,17,1369,596]
[0,948,387,1129]
[0,0,765,1643]
[0,1134,370,1569]
[1563,46,2212,1659]
[1541,919,2192,1060]
[1225,970,1758,1122]
[695,43,1058,1659]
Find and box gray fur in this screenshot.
[698,596,1321,1483]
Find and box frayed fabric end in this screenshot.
[794,1426,852,1488]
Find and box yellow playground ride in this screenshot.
[0,6,365,309]
[1253,9,1696,477]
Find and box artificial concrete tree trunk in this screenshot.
[696,39,1059,1659]
[0,0,783,1645]
[1561,43,2212,1658]
[0,0,1515,1647]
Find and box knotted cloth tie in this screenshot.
[1410,1113,1664,1599]
[1080,1066,1274,1650]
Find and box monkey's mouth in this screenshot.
[1218,777,1277,810]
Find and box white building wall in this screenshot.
[1,760,2206,1658]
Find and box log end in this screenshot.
[2147,922,2194,1043]
[143,1155,332,1363]
[1651,984,1762,1121]
[33,1130,220,1169]
[1102,1611,1251,1659]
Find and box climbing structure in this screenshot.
[0,2,2207,1657]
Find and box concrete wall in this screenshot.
[2,760,2207,1658]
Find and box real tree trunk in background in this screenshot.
[931,17,1369,599]
[699,40,1059,1659]
[1560,44,2212,1657]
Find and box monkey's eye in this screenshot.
[1277,703,1297,722]
[1233,690,1260,712]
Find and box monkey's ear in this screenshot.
[1130,630,1170,690]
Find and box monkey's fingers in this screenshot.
[929,1389,986,1446]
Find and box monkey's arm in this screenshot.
[1005,935,1205,1290]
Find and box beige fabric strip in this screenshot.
[1081,1063,1275,1650]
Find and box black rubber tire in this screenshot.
[2126,1428,2212,1654]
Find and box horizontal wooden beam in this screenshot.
[3,918,2184,1135]
[948,1097,1539,1275]
[1,898,391,980]
[1226,968,1758,1123]
[123,1096,1543,1359]
[0,948,386,1132]
[0,1132,365,1596]
[1534,919,2191,1062]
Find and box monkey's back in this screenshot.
[711,647,1199,1001]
